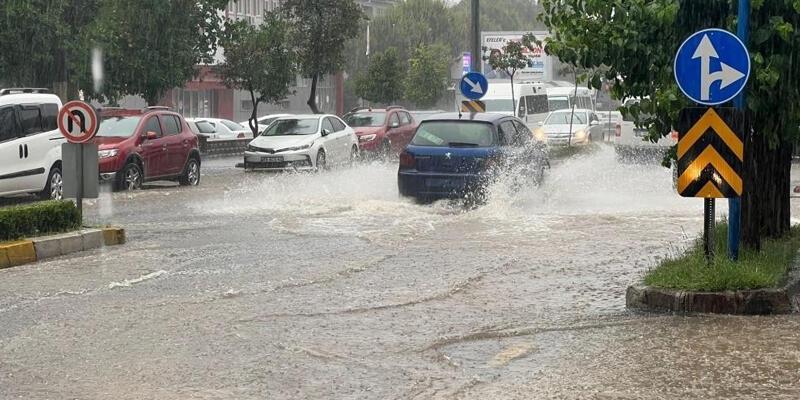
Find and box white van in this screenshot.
[546,87,594,112]
[0,89,64,200]
[480,82,550,126]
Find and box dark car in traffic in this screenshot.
[94,107,201,191]
[398,113,548,202]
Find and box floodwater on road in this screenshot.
[1,145,799,399]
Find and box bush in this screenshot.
[0,201,81,241]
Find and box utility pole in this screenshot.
[729,0,749,260]
[470,0,480,72]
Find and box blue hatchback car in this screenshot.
[397,113,548,201]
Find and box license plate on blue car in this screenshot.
[426,178,465,191]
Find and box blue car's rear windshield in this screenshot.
[411,121,495,147]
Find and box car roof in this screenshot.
[0,92,62,107]
[277,114,335,120]
[421,112,511,124]
[549,108,594,114]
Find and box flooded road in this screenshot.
[2,146,799,399]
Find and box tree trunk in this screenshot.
[509,71,516,118]
[307,73,320,114]
[741,122,792,250]
[248,90,260,138]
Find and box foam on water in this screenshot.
[193,146,699,240]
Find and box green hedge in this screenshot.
[0,201,81,241]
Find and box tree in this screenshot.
[354,48,403,105]
[0,0,99,98]
[482,33,537,116]
[283,0,365,114]
[87,0,229,105]
[403,43,451,108]
[540,0,800,249]
[219,13,295,137]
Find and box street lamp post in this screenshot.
[470,0,480,72]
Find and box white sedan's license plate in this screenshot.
[261,156,282,163]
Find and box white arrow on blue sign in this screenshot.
[460,72,488,100]
[674,28,750,106]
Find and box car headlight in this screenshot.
[359,134,377,143]
[533,128,546,142]
[280,143,312,152]
[574,129,586,139]
[98,149,119,159]
[247,145,259,152]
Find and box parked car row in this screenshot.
[0,89,204,200]
[186,118,251,140]
[2,87,607,204]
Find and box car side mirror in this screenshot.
[145,131,159,140]
[391,123,400,128]
[321,129,331,137]
[590,120,599,126]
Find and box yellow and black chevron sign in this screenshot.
[461,100,485,113]
[677,107,745,198]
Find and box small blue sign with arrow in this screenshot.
[460,72,488,100]
[674,28,750,106]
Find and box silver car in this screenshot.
[533,109,604,146]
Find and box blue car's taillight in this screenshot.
[399,151,415,169]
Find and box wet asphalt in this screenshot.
[1,146,800,399]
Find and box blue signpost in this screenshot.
[460,71,488,100]
[675,26,751,261]
[728,0,750,261]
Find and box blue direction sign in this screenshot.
[460,72,488,100]
[674,28,750,106]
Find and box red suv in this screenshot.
[343,106,418,157]
[94,107,201,190]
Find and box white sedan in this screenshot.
[243,114,359,171]
[186,118,251,139]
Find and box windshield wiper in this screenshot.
[448,142,480,147]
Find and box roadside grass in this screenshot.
[644,224,800,291]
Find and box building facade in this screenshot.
[162,0,396,122]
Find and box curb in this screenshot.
[626,262,800,315]
[0,227,126,270]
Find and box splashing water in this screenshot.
[192,146,698,242]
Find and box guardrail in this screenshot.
[198,136,252,158]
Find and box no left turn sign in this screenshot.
[58,100,99,144]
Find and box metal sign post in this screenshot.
[674,27,751,263]
[704,198,716,261]
[729,0,750,261]
[58,101,100,219]
[470,0,480,73]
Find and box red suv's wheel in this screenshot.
[179,157,201,186]
[118,162,143,191]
